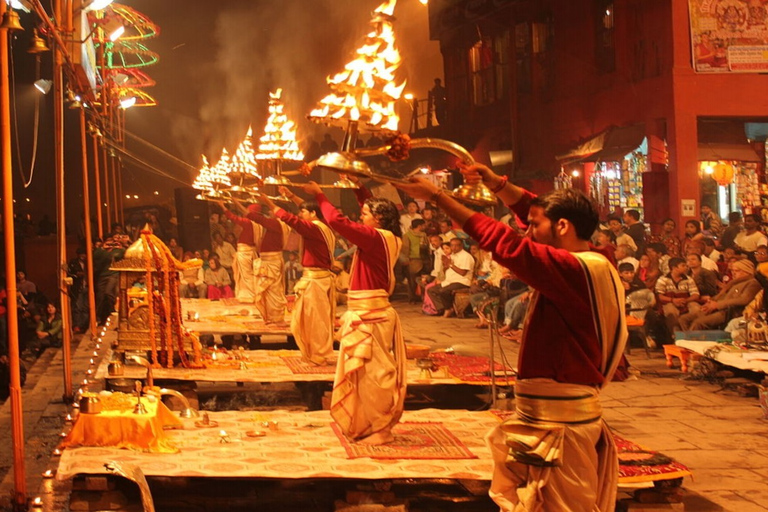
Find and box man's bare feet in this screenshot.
[474,321,488,329]
[358,429,395,445]
[497,324,512,334]
[443,309,454,318]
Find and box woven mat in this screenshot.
[281,356,336,374]
[221,298,243,306]
[332,422,478,460]
[242,321,291,333]
[430,352,515,383]
[488,410,691,483]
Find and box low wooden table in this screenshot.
[663,344,701,372]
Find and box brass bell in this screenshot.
[27,29,49,53]
[0,9,24,32]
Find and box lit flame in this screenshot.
[230,126,260,177]
[192,152,231,195]
[309,0,405,132]
[257,88,305,162]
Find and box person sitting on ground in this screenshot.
[646,242,671,276]
[594,229,617,263]
[734,213,767,258]
[607,216,637,252]
[755,245,768,265]
[618,262,655,321]
[654,257,700,342]
[702,237,721,266]
[421,241,451,315]
[623,209,646,255]
[700,204,723,238]
[179,252,206,298]
[332,260,350,305]
[679,259,760,331]
[426,237,475,317]
[204,255,233,300]
[682,219,704,256]
[399,200,422,235]
[615,244,639,272]
[686,240,719,274]
[437,219,457,243]
[686,253,719,301]
[719,211,742,251]
[30,303,63,356]
[649,217,681,257]
[638,253,661,290]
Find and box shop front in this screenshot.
[697,120,765,222]
[556,124,650,220]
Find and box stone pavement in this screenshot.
[0,303,766,511]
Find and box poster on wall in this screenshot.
[689,0,768,73]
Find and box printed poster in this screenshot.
[689,0,768,72]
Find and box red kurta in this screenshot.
[245,211,284,252]
[223,210,255,246]
[463,207,607,386]
[275,209,332,269]
[317,193,389,292]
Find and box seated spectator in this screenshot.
[638,253,660,290]
[332,260,350,305]
[686,240,719,274]
[619,262,655,320]
[399,200,422,235]
[734,213,767,258]
[686,253,719,301]
[168,237,184,261]
[498,287,532,339]
[607,216,637,252]
[179,252,206,298]
[756,245,768,265]
[649,217,681,258]
[615,244,639,272]
[655,257,700,342]
[422,241,451,315]
[16,271,37,304]
[679,259,760,331]
[30,303,63,356]
[719,211,742,251]
[204,255,233,300]
[426,238,474,317]
[646,243,670,276]
[702,237,721,265]
[682,220,704,256]
[623,209,646,255]
[594,229,617,263]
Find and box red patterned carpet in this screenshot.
[332,422,478,460]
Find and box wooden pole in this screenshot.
[0,2,28,507]
[80,108,98,336]
[53,0,74,402]
[92,131,103,239]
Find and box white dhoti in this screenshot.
[486,379,617,512]
[292,268,336,365]
[253,251,287,323]
[233,243,256,303]
[330,289,406,440]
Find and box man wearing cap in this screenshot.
[218,201,262,304]
[678,258,761,331]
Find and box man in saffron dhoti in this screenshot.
[302,181,405,446]
[395,167,627,512]
[259,189,336,365]
[241,203,291,325]
[219,202,263,303]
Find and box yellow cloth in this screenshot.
[292,268,336,365]
[61,398,181,453]
[253,251,286,323]
[330,289,406,440]
[233,243,256,303]
[487,380,617,512]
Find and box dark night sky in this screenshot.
[7,0,442,227]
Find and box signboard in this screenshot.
[689,0,768,73]
[681,199,697,217]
